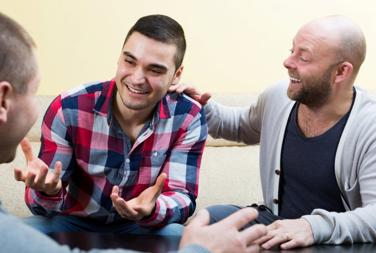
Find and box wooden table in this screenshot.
[49,232,376,252]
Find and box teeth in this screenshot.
[127,85,148,94]
[290,77,301,83]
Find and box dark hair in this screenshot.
[123,14,186,70]
[0,12,36,94]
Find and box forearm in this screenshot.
[205,101,260,144]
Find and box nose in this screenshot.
[130,67,146,84]
[283,54,296,70]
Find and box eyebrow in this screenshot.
[123,51,168,72]
[123,51,137,60]
[291,41,312,53]
[298,46,312,53]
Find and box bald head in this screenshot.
[300,16,366,75]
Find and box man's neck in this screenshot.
[112,94,155,143]
[297,87,354,137]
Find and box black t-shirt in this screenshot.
[278,91,355,218]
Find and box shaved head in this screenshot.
[300,16,366,75]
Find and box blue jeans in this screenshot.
[23,215,184,236]
[207,204,282,227]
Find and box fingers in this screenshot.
[33,165,48,187]
[24,171,37,188]
[280,239,299,250]
[240,224,267,246]
[154,172,167,193]
[111,186,140,219]
[51,161,62,184]
[220,207,258,230]
[116,198,138,217]
[111,185,120,199]
[15,159,62,195]
[262,233,290,249]
[253,235,270,246]
[20,138,34,161]
[253,221,278,245]
[199,92,212,105]
[14,167,27,182]
[188,209,210,227]
[43,161,62,195]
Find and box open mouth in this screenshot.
[290,77,302,84]
[125,84,149,95]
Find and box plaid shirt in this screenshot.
[25,80,207,227]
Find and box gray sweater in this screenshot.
[205,81,376,244]
[0,204,208,253]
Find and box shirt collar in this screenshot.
[93,79,116,116]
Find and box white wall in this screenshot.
[3,0,376,95]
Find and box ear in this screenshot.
[334,62,353,84]
[0,81,12,124]
[171,65,184,85]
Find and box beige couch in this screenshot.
[0,94,262,217]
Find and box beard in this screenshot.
[287,67,334,107]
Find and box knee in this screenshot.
[206,204,242,224]
[156,223,184,236]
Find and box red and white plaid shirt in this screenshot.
[25,80,207,227]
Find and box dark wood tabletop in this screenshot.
[49,232,376,253]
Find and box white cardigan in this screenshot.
[205,81,376,244]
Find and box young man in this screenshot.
[1,12,266,253]
[14,15,207,235]
[171,15,376,249]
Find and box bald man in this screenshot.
[171,15,376,249]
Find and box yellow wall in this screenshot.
[3,0,376,95]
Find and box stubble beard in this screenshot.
[288,69,333,108]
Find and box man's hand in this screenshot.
[180,208,266,253]
[254,218,314,250]
[169,83,211,105]
[14,138,62,195]
[110,173,167,221]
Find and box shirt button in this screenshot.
[125,158,130,163]
[275,169,280,175]
[273,199,279,204]
[153,151,158,157]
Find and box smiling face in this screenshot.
[114,32,183,117]
[283,24,342,107]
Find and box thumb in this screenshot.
[187,209,210,227]
[154,172,167,192]
[53,161,62,177]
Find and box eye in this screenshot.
[299,56,309,62]
[124,57,135,65]
[150,68,163,74]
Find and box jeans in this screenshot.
[23,215,184,236]
[207,203,282,227]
